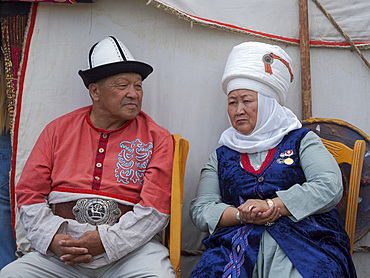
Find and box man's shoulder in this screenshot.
[58,106,91,120]
[47,106,91,126]
[136,111,171,136]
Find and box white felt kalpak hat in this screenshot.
[221,42,294,105]
[78,36,153,88]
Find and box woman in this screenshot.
[189,42,356,278]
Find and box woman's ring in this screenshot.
[248,205,255,212]
[265,222,274,226]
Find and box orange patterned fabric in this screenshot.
[0,14,28,132]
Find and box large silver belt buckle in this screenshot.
[72,198,121,226]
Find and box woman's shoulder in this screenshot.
[288,128,311,137]
[278,128,313,149]
[216,145,239,158]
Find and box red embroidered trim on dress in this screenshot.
[241,147,277,175]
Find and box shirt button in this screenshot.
[102,133,108,139]
[96,163,102,168]
[258,176,264,182]
[94,176,100,181]
[99,148,105,153]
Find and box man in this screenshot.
[0,36,175,277]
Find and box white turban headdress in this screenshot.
[219,42,302,153]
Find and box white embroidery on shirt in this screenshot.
[115,139,153,185]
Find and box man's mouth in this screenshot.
[124,102,138,107]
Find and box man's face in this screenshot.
[94,72,143,123]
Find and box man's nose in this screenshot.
[126,85,138,98]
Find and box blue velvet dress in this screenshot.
[190,129,356,278]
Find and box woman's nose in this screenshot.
[236,103,246,114]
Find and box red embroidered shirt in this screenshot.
[16,105,173,214]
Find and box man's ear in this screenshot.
[88,83,99,101]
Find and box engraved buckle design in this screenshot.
[72,198,122,226]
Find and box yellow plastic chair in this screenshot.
[320,137,365,255]
[164,134,189,277]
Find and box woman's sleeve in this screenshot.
[189,151,231,234]
[276,131,343,222]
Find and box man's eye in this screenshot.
[117,84,128,89]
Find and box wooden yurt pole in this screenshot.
[298,0,312,120]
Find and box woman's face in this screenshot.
[227,89,258,135]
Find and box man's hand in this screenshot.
[66,230,105,257]
[49,233,93,265]
[49,231,105,265]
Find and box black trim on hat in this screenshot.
[109,36,127,61]
[88,42,99,69]
[78,61,153,88]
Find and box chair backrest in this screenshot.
[165,134,189,278]
[321,138,366,255]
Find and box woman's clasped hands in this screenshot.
[237,199,281,226]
